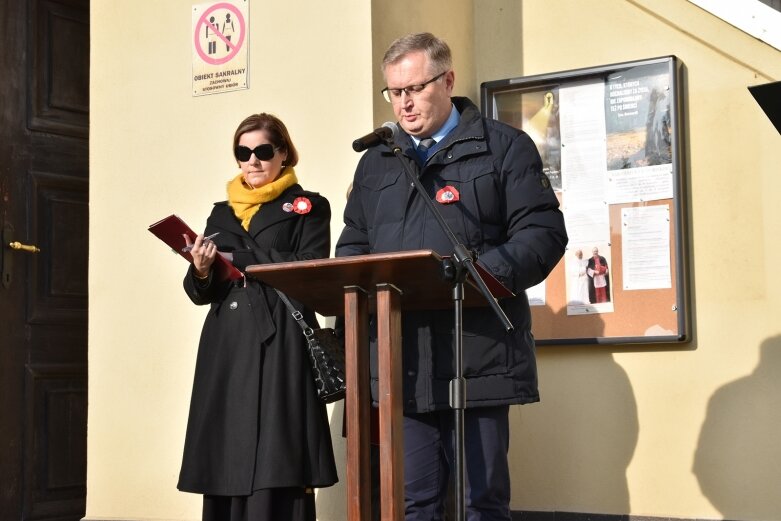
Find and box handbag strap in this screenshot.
[273,288,315,340]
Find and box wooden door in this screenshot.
[0,0,89,519]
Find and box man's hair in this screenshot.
[382,32,452,77]
[232,112,299,167]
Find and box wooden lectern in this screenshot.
[246,249,510,521]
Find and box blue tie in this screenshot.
[417,137,436,161]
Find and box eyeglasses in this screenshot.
[381,71,447,103]
[234,144,277,162]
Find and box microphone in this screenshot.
[352,122,397,152]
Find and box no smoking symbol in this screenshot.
[194,2,246,65]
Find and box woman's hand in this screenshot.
[183,234,217,278]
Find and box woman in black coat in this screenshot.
[177,113,337,521]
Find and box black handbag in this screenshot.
[275,289,346,404]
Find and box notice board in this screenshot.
[481,56,690,345]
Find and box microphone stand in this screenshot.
[386,140,514,521]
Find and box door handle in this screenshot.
[1,223,40,288]
[8,241,41,253]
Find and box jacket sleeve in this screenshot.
[335,161,371,257]
[477,132,568,294]
[182,262,233,305]
[230,195,332,270]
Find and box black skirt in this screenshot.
[203,488,315,521]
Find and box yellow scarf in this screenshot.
[227,167,299,230]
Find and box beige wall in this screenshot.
[90,0,781,520]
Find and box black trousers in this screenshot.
[402,405,511,521]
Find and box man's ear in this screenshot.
[444,70,456,95]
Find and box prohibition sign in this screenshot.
[194,2,246,65]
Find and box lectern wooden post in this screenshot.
[246,250,509,521]
[343,286,371,520]
[375,284,404,521]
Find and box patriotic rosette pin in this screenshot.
[292,197,313,214]
[435,186,460,204]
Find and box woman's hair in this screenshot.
[381,32,452,77]
[232,113,299,167]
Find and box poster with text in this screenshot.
[604,62,672,171]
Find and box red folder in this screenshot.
[148,214,243,281]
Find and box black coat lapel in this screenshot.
[246,185,306,239]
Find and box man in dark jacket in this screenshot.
[336,32,567,521]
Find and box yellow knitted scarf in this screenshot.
[227,167,299,230]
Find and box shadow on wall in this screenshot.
[693,334,781,520]
[514,304,638,514]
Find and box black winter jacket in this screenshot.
[336,97,568,412]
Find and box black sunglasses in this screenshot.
[234,144,277,162]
